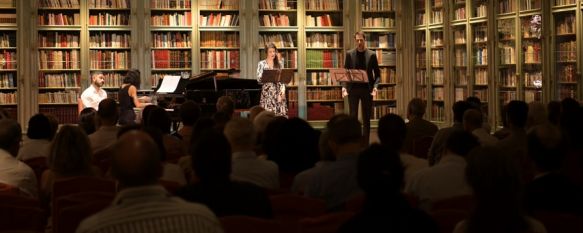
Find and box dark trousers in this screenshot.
[348,85,372,143]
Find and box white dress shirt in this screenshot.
[0,149,38,198]
[17,138,51,161]
[81,85,107,110]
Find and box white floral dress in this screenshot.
[257,60,287,117]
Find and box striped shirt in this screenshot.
[76,185,223,233]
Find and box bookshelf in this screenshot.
[414,0,446,123]
[359,0,398,120]
[88,0,131,100]
[35,0,82,124]
[0,0,17,119]
[551,1,579,100]
[304,0,345,121]
[257,0,299,117]
[198,0,240,73]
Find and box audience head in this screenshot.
[119,126,168,163]
[446,130,479,158]
[141,104,159,127]
[253,110,276,136]
[224,118,256,151]
[191,128,232,183]
[216,95,235,117]
[179,101,201,126]
[547,100,561,126]
[453,101,474,123]
[264,117,319,173]
[358,144,404,197]
[147,107,172,134]
[463,109,483,132]
[45,114,59,140]
[212,111,231,132]
[97,98,119,126]
[123,69,141,88]
[0,107,10,119]
[326,114,362,149]
[318,130,335,162]
[526,101,547,130]
[248,105,265,123]
[505,100,528,129]
[527,124,564,173]
[111,130,162,188]
[407,98,426,119]
[377,113,406,151]
[466,96,482,109]
[0,119,21,156]
[78,108,97,135]
[48,125,92,176]
[27,113,53,140]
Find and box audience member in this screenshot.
[453,146,547,233]
[377,113,428,187]
[493,103,511,140]
[248,105,265,123]
[88,98,120,152]
[291,129,335,194]
[77,130,222,233]
[177,129,273,218]
[466,96,491,133]
[225,118,279,190]
[427,100,473,165]
[339,144,439,233]
[406,130,478,210]
[463,109,497,146]
[547,100,561,126]
[304,115,363,209]
[402,98,438,154]
[177,100,201,149]
[78,107,97,135]
[0,119,38,198]
[140,104,158,127]
[526,101,547,132]
[496,100,529,158]
[217,95,235,118]
[178,117,216,183]
[17,113,53,161]
[147,107,185,162]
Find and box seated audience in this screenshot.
[427,101,473,165]
[402,98,438,154]
[526,101,548,132]
[177,100,201,149]
[0,119,38,198]
[17,113,53,161]
[88,98,120,152]
[463,109,497,146]
[248,105,265,123]
[466,96,491,133]
[77,130,222,233]
[147,107,186,161]
[78,107,97,135]
[177,129,273,218]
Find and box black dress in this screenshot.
[118,85,136,125]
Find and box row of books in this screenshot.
[523,0,541,11]
[524,43,542,64]
[474,28,487,42]
[260,14,292,27]
[262,50,297,68]
[431,104,445,122]
[499,0,515,14]
[39,106,78,124]
[430,32,443,47]
[38,13,81,26]
[499,70,517,87]
[373,86,395,100]
[259,0,295,10]
[432,69,444,85]
[90,0,130,8]
[375,50,395,66]
[433,0,443,8]
[416,87,427,100]
[306,33,341,48]
[474,3,487,18]
[101,72,125,88]
[199,0,238,10]
[525,90,542,103]
[200,50,240,69]
[39,0,79,8]
[306,72,339,86]
[0,93,16,104]
[305,0,341,10]
[372,105,397,119]
[151,50,191,69]
[90,50,130,69]
[38,72,80,88]
[455,48,466,66]
[306,88,342,101]
[259,33,295,48]
[475,69,488,85]
[454,29,465,44]
[38,50,80,69]
[0,13,16,25]
[431,50,443,67]
[500,45,516,65]
[415,51,426,68]
[454,7,465,20]
[89,13,130,26]
[90,33,130,48]
[366,33,395,48]
[0,33,16,48]
[475,47,488,65]
[150,0,191,9]
[361,0,395,11]
[200,32,239,47]
[524,71,542,88]
[151,12,192,26]
[152,32,190,48]
[380,67,396,84]
[455,88,468,101]
[557,14,575,35]
[305,15,337,27]
[305,50,342,68]
[555,0,577,6]
[0,51,16,69]
[473,89,488,102]
[0,73,15,88]
[39,32,80,48]
[431,10,443,24]
[416,12,426,26]
[559,87,577,99]
[199,13,239,27]
[558,64,576,82]
[499,91,517,104]
[0,0,14,8]
[362,17,395,28]
[38,90,78,104]
[455,70,467,85]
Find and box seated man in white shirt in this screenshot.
[406,130,479,210]
[225,118,279,190]
[81,72,107,110]
[0,119,38,198]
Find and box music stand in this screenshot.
[330,68,368,84]
[261,68,295,84]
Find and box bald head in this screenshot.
[111,130,162,187]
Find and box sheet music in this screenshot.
[156,75,181,93]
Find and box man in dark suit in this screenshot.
[342,31,380,144]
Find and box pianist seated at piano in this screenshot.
[256,42,287,117]
[118,69,152,125]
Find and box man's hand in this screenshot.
[342,87,348,98]
[371,87,378,96]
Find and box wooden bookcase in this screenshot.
[0,0,17,119]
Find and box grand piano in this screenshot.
[155,71,262,117]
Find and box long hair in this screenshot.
[123,69,141,88]
[48,125,93,177]
[265,42,281,69]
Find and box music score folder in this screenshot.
[329,68,368,83]
[261,68,294,84]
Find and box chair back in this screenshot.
[0,183,20,195]
[220,216,287,233]
[298,211,355,233]
[412,136,433,159]
[431,195,474,212]
[56,200,111,233]
[430,209,469,233]
[534,211,583,233]
[23,157,48,184]
[52,176,116,203]
[270,194,326,231]
[0,205,46,232]
[53,192,114,233]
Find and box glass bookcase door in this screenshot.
[520,15,543,103]
[453,24,468,102]
[471,22,489,110]
[430,29,445,122]
[553,10,577,100]
[520,0,541,11]
[415,30,428,103]
[497,17,518,125]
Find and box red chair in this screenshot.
[431,195,474,212]
[0,183,20,195]
[56,200,112,233]
[270,194,327,231]
[23,157,48,184]
[220,216,287,233]
[430,209,469,233]
[53,192,114,233]
[533,211,583,233]
[299,211,355,233]
[0,193,41,207]
[52,176,116,203]
[345,193,418,213]
[412,136,434,159]
[0,204,46,232]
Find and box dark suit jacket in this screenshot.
[344,49,380,91]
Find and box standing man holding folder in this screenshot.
[342,31,380,144]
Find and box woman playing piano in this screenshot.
[256,43,287,117]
